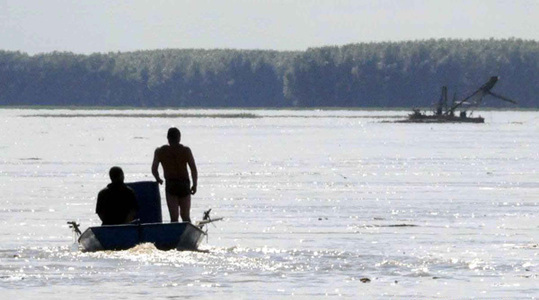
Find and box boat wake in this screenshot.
[2,242,537,295]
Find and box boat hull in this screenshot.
[398,115,485,123]
[79,222,206,252]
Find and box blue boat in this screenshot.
[74,181,208,252]
[78,222,206,251]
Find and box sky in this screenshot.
[1,0,538,55]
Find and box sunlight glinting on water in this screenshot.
[0,109,537,298]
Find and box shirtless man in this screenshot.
[151,127,198,222]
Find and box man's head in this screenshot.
[167,127,181,144]
[109,166,124,184]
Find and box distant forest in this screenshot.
[1,39,538,108]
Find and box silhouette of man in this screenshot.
[96,166,138,225]
[152,127,198,222]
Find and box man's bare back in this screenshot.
[152,128,198,222]
[154,144,192,180]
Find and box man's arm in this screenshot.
[125,209,137,223]
[124,189,138,224]
[125,189,138,223]
[187,148,198,194]
[151,148,163,184]
[96,191,106,224]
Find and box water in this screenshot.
[0,108,537,299]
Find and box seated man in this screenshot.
[96,166,138,225]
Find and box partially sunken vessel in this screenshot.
[398,76,517,123]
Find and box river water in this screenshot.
[0,109,537,299]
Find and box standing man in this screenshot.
[152,127,198,223]
[96,166,138,225]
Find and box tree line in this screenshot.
[1,38,538,108]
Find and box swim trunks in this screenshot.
[165,179,191,197]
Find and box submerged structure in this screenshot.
[399,76,517,123]
[69,181,220,252]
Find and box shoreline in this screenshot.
[1,105,537,112]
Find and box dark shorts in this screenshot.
[165,179,191,197]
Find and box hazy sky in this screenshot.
[1,0,538,54]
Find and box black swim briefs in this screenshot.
[165,179,191,197]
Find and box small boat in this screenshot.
[69,181,220,252]
[78,221,206,251]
